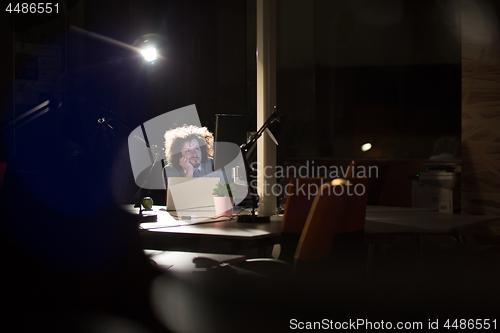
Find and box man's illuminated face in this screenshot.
[181,138,202,168]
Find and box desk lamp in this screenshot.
[133,33,167,64]
[236,107,284,223]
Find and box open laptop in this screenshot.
[166,177,220,213]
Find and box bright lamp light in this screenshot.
[141,47,158,62]
[361,143,372,152]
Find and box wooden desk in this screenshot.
[128,205,282,255]
[365,206,498,233]
[364,206,500,272]
[130,205,497,263]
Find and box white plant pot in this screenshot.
[213,196,234,217]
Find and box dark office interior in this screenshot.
[1,0,500,332]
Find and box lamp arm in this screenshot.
[240,108,279,151]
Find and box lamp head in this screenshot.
[141,45,158,62]
[134,34,165,64]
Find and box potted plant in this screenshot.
[212,182,236,217]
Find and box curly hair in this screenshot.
[164,125,214,171]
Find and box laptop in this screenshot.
[166,177,220,213]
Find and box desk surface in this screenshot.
[128,205,499,240]
[123,205,229,228]
[145,250,246,272]
[146,216,283,239]
[125,205,282,240]
[364,206,499,234]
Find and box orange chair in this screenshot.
[345,160,355,178]
[281,161,356,234]
[295,177,369,262]
[279,177,338,263]
[235,177,369,278]
[281,177,335,234]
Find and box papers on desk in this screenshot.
[122,205,234,229]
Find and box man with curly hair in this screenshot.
[163,125,217,179]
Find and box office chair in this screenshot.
[282,161,356,234]
[289,177,370,283]
[233,177,370,280]
[279,177,336,263]
[282,177,335,234]
[294,177,369,262]
[279,161,357,262]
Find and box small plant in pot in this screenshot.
[212,182,236,217]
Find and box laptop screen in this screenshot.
[166,177,220,214]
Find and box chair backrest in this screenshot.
[281,161,356,234]
[294,177,369,262]
[345,160,355,178]
[281,177,335,234]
